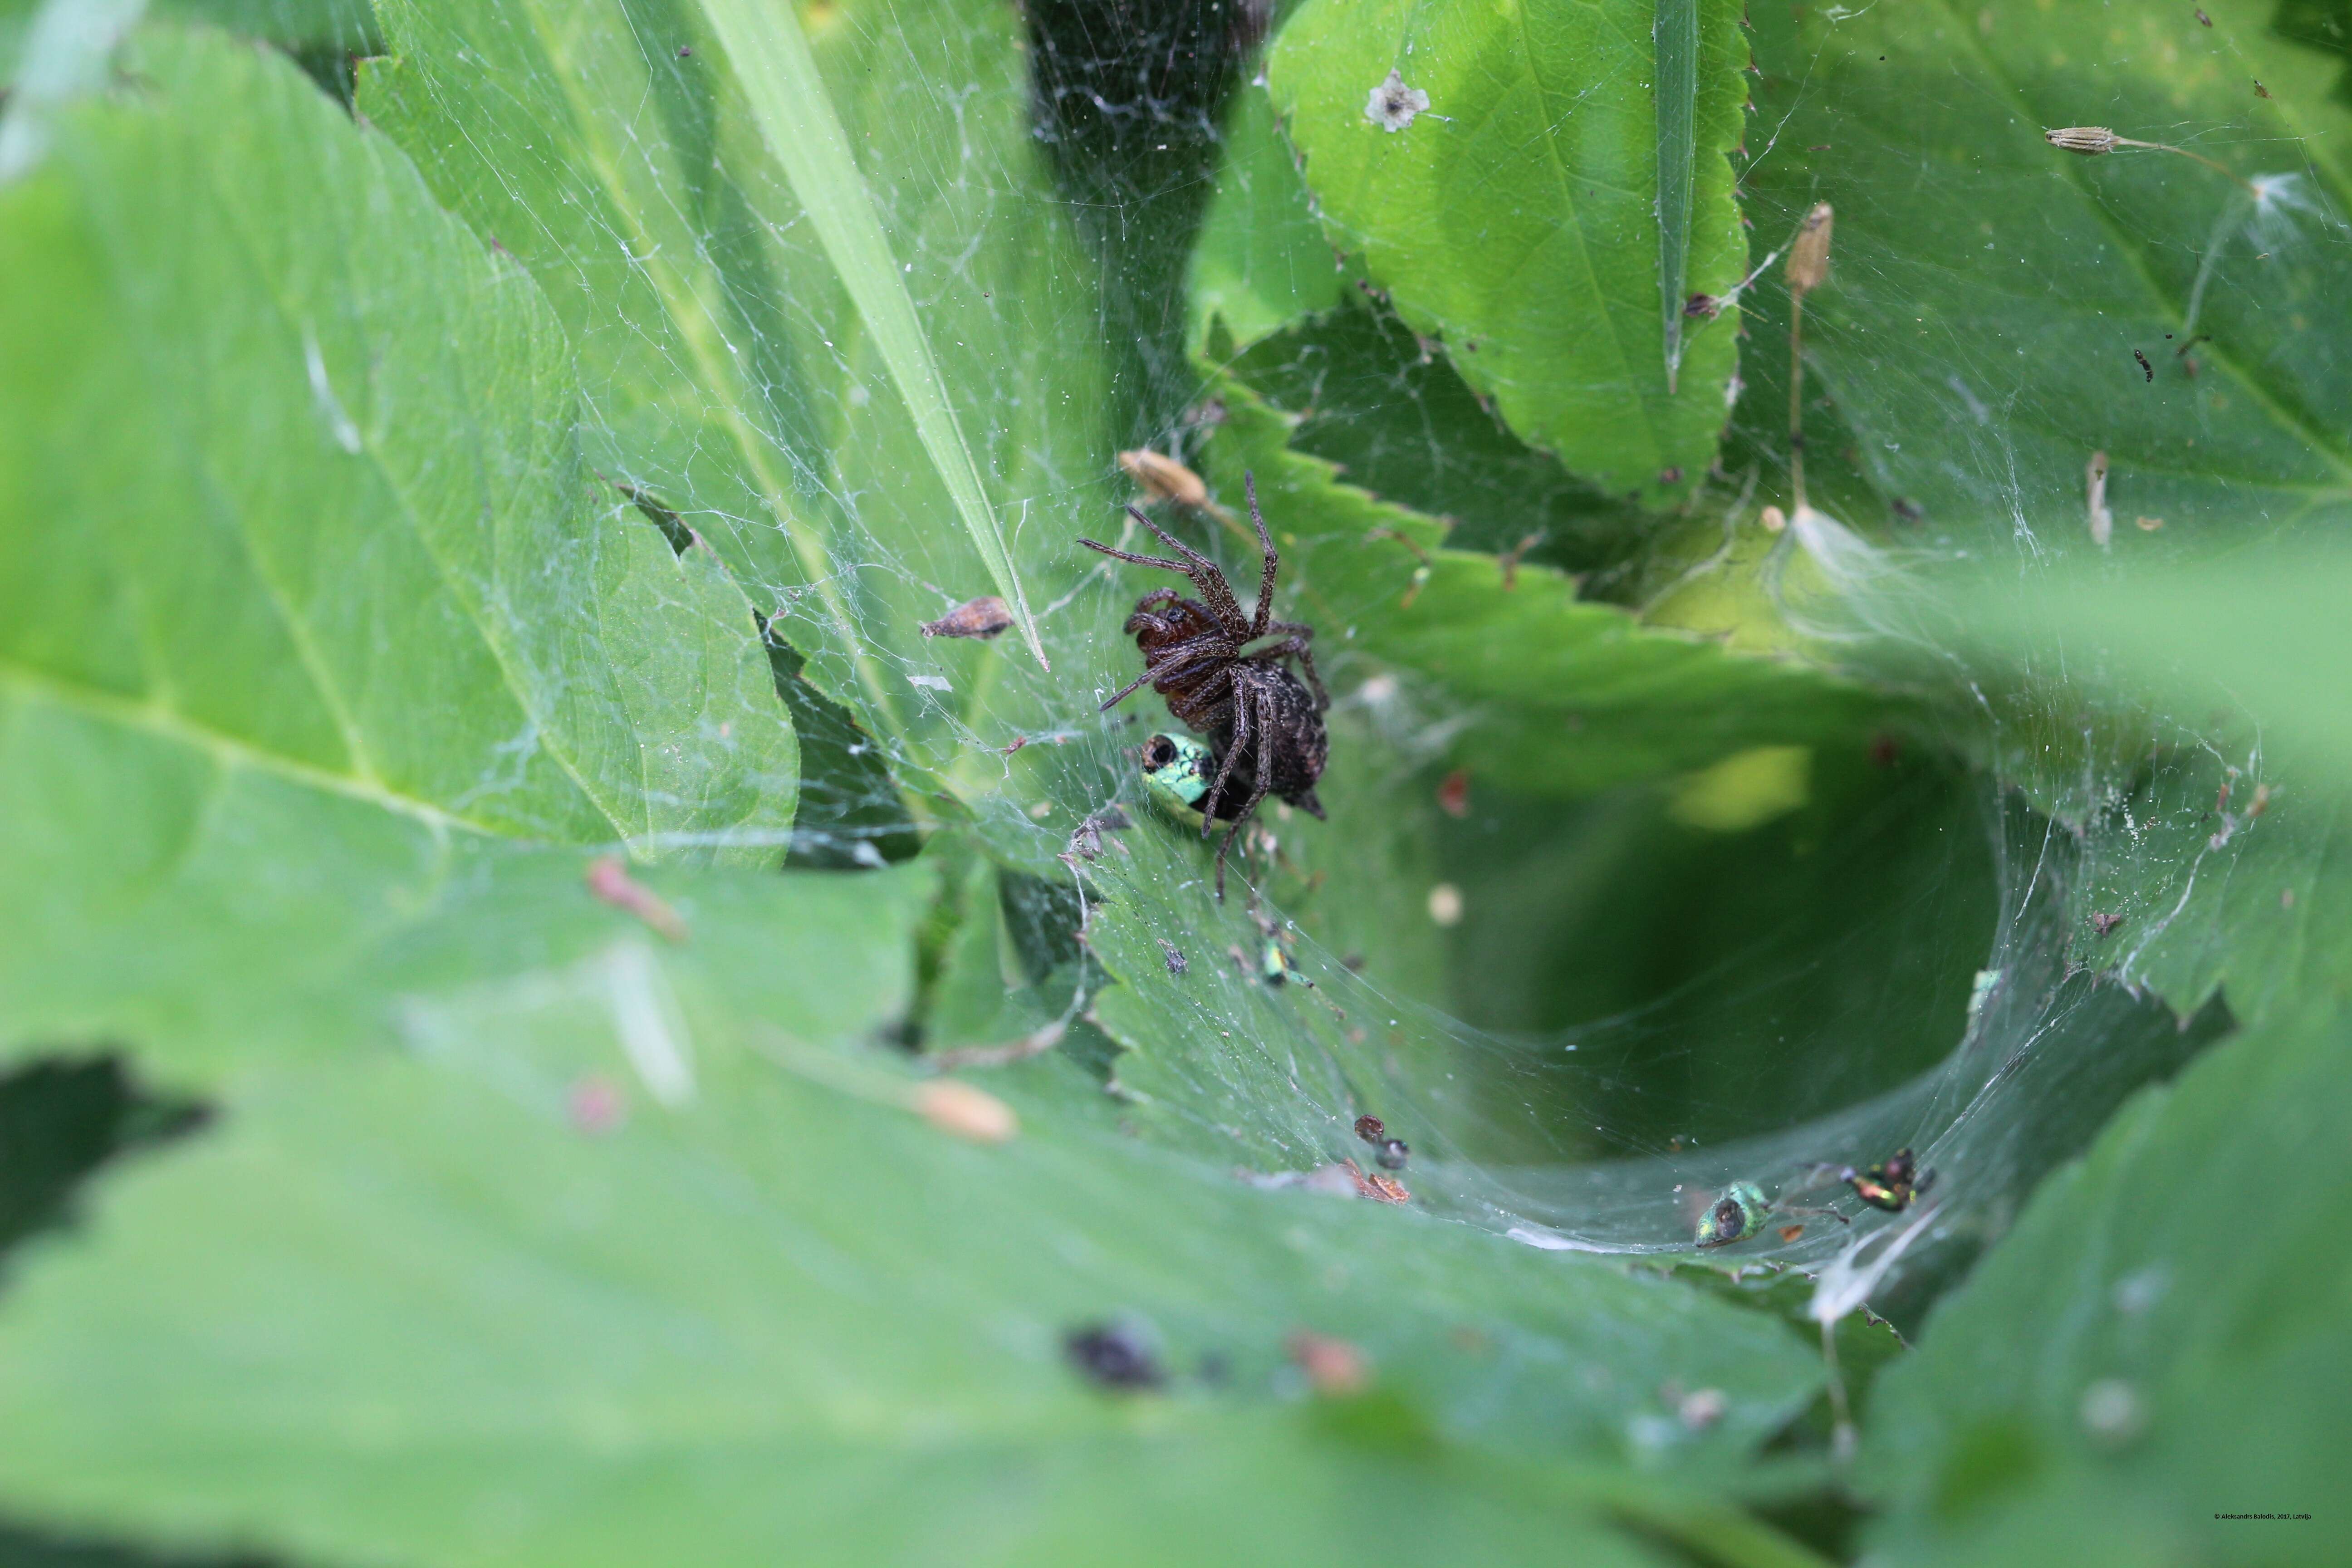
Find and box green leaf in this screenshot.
[0,0,378,82]
[0,24,1866,1565]
[0,1044,1838,1565]
[1192,381,1891,797]
[1738,0,2352,551]
[1856,1004,2352,1566]
[361,0,1113,762]
[0,20,794,864]
[1060,379,1930,1168]
[1267,0,1751,503]
[1186,77,1358,358]
[1220,302,1652,576]
[1832,294,2352,1554]
[1930,541,2352,1030]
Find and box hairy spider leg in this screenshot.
[1200,686,1252,834]
[1076,539,1195,576]
[1246,628,1328,712]
[1078,534,1248,642]
[1243,472,1281,640]
[1204,683,1281,901]
[1112,505,1254,632]
[1098,634,1234,712]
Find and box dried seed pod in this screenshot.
[920,595,1014,640]
[2044,126,2120,155]
[914,1079,1019,1143]
[1786,203,1834,298]
[1118,449,1212,510]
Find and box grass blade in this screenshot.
[698,0,1048,669]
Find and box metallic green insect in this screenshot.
[1695,1174,1857,1249]
[1140,732,1221,828]
[1259,933,1312,988]
[1694,1182,1770,1248]
[1841,1147,1935,1213]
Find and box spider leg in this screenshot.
[1122,504,1221,575]
[1098,663,1165,711]
[1199,695,1252,834]
[1142,631,1240,687]
[1258,620,1329,710]
[1097,637,1228,711]
[1295,643,1329,711]
[1212,686,1278,902]
[1245,471,1280,639]
[1122,505,1252,633]
[1078,538,1195,574]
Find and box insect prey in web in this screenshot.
[2041,126,2259,195]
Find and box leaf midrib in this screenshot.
[1505,5,1650,448]
[1,659,493,838]
[182,135,638,845]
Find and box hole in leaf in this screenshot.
[0,1053,210,1278]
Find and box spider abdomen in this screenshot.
[1210,665,1327,813]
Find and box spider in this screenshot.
[1080,472,1328,898]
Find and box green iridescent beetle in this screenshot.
[1258,928,1312,988]
[1694,1182,1770,1248]
[1140,733,1221,826]
[1694,1176,1854,1248]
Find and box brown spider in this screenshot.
[1080,473,1328,898]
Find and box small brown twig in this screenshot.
[1785,204,1834,517]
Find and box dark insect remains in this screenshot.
[1063,1321,1165,1391]
[1081,472,1329,898]
[1839,1147,1936,1212]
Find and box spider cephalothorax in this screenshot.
[1080,472,1329,898]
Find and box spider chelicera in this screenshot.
[1080,473,1329,899]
